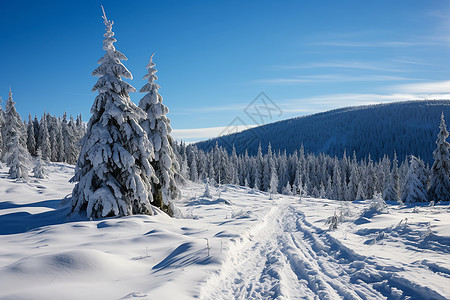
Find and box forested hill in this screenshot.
[195,100,450,164]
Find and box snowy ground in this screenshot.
[0,162,449,299]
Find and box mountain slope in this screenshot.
[195,100,450,163]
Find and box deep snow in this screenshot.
[0,162,449,299]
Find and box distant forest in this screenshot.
[196,100,450,164]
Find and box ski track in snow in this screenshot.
[201,198,447,300]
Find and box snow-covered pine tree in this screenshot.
[268,162,279,198]
[346,165,359,201]
[325,176,333,199]
[401,156,428,204]
[0,97,4,159]
[253,143,263,189]
[71,8,157,218]
[6,133,30,180]
[383,153,400,202]
[33,115,39,146]
[282,181,293,195]
[55,118,65,162]
[4,88,27,156]
[189,152,198,182]
[230,145,239,184]
[27,113,37,156]
[203,178,213,198]
[319,181,326,198]
[332,159,343,200]
[356,180,366,200]
[428,112,450,202]
[263,143,274,191]
[63,116,78,164]
[364,155,377,199]
[38,114,51,161]
[138,53,183,215]
[49,122,58,161]
[33,148,48,179]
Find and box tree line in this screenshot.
[175,112,450,203]
[0,88,86,176]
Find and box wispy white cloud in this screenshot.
[390,57,436,66]
[270,61,405,72]
[314,40,421,48]
[279,91,450,115]
[255,74,418,85]
[392,80,450,94]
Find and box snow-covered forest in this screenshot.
[176,113,450,203]
[1,90,449,205]
[0,89,86,168]
[196,100,450,164]
[1,4,450,299]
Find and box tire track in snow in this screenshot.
[200,198,447,299]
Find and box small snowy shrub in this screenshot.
[325,212,340,230]
[33,148,48,179]
[338,200,351,221]
[368,193,389,214]
[203,179,213,198]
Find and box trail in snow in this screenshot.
[201,198,447,300]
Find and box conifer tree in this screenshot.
[346,165,359,201]
[38,114,51,161]
[268,157,279,197]
[33,115,39,145]
[282,181,293,195]
[55,118,65,162]
[332,160,343,200]
[319,181,326,198]
[6,134,30,180]
[189,153,198,182]
[356,180,366,200]
[33,148,48,179]
[263,143,274,191]
[27,113,37,156]
[63,116,78,164]
[4,89,27,156]
[0,97,4,159]
[4,89,30,179]
[401,156,428,204]
[138,53,183,214]
[428,113,450,202]
[71,8,157,218]
[383,152,400,202]
[253,143,263,189]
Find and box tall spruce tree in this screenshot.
[38,114,51,161]
[383,152,400,202]
[0,97,4,159]
[428,113,450,202]
[33,148,48,179]
[401,156,428,204]
[6,134,30,180]
[70,8,157,218]
[138,53,182,214]
[4,89,27,154]
[26,113,37,156]
[4,89,30,179]
[253,143,263,189]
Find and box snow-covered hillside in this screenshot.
[0,163,449,299]
[196,100,450,164]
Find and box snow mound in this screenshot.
[4,249,135,279]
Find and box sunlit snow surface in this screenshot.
[0,162,449,299]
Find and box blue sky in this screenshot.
[1,0,450,142]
